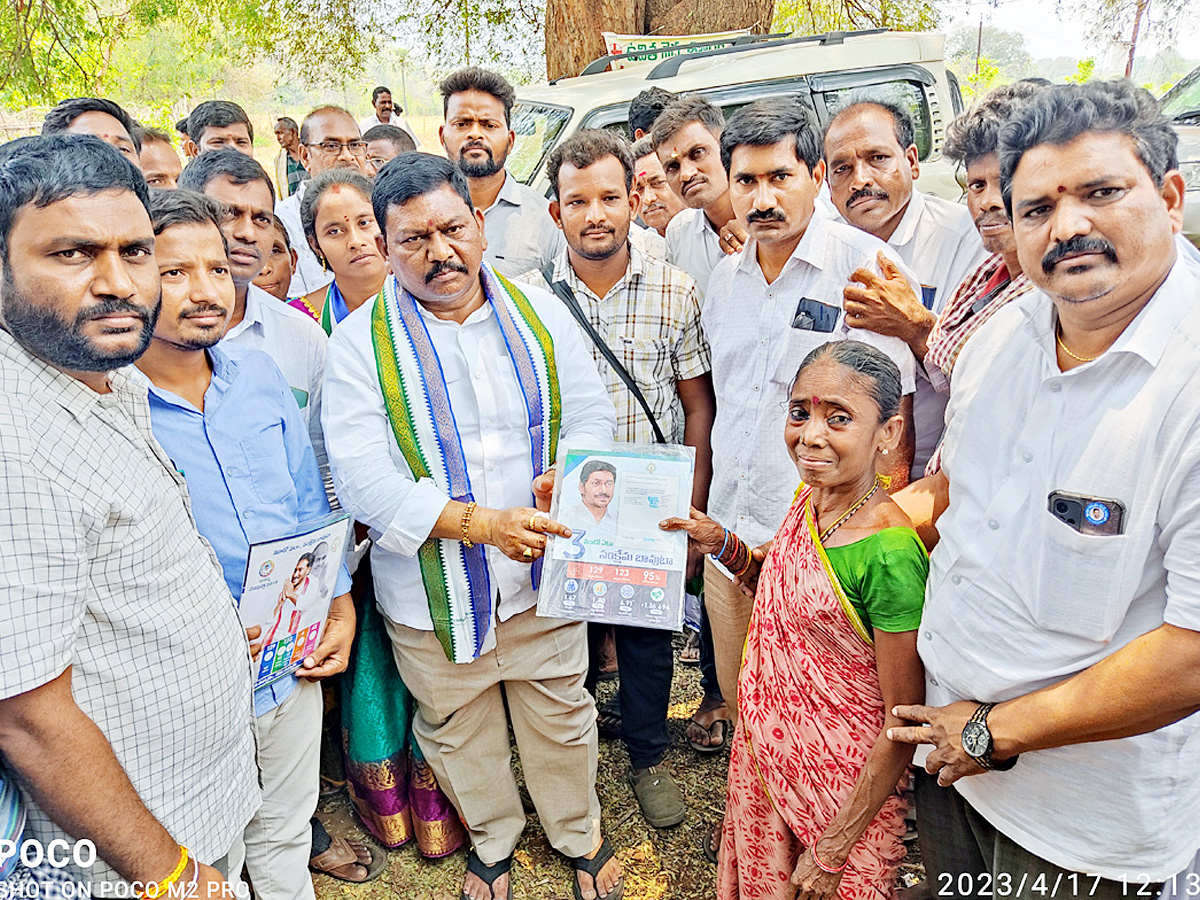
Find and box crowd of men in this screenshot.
[0,62,1198,900]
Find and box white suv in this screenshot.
[509,29,965,202]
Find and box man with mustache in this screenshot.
[922,83,1044,406]
[438,67,564,279]
[701,99,918,795]
[632,137,684,241]
[520,129,715,828]
[179,150,331,494]
[184,100,255,158]
[134,188,355,900]
[276,106,367,297]
[322,152,624,900]
[0,134,258,895]
[360,86,421,150]
[824,100,987,479]
[891,80,1200,896]
[651,96,748,297]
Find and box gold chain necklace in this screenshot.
[1055,323,1102,363]
[818,475,882,543]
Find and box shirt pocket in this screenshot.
[1032,516,1130,641]
[239,422,296,506]
[616,336,669,386]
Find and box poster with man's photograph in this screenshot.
[539,445,694,631]
[240,514,351,689]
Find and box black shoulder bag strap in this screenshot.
[540,264,667,444]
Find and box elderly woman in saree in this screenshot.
[662,340,928,900]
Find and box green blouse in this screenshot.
[824,526,929,634]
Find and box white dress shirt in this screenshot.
[920,258,1200,880]
[629,221,668,261]
[703,215,918,551]
[276,182,334,298]
[322,271,616,631]
[482,172,565,279]
[843,191,987,478]
[359,112,421,148]
[222,284,330,491]
[665,207,725,298]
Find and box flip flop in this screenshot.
[687,716,730,754]
[309,834,387,883]
[596,697,622,740]
[570,837,624,900]
[461,849,513,900]
[701,823,720,865]
[677,631,701,666]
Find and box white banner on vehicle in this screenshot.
[601,29,752,70]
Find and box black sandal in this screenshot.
[461,848,513,900]
[596,697,622,740]
[570,837,624,900]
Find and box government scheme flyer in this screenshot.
[240,514,350,689]
[539,445,694,631]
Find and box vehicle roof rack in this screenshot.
[645,28,890,80]
[577,32,791,77]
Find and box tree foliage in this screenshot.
[0,0,378,106]
[946,23,1030,75]
[772,0,940,37]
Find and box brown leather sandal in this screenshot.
[309,834,387,883]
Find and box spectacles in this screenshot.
[306,140,368,156]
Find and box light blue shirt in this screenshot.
[147,344,352,715]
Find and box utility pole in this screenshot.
[975,14,983,75]
[1125,0,1150,78]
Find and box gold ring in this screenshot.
[522,547,534,560]
[529,515,538,530]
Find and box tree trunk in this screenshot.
[1124,0,1149,78]
[545,0,775,81]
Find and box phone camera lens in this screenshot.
[1055,501,1068,514]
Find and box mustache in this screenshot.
[681,175,706,193]
[462,141,493,157]
[1041,236,1118,275]
[179,302,228,320]
[425,259,470,283]
[974,211,1010,231]
[747,208,787,224]
[79,297,153,325]
[228,241,261,261]
[846,186,889,209]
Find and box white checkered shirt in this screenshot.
[0,330,259,885]
[520,244,710,444]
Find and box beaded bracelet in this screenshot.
[811,847,847,875]
[460,501,477,548]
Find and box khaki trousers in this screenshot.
[704,558,755,726]
[386,607,601,864]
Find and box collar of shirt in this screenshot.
[225,283,273,342]
[145,344,237,414]
[884,188,926,248]
[1018,255,1193,372]
[486,170,524,214]
[551,241,646,303]
[733,211,829,285]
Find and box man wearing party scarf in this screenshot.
[322,152,625,900]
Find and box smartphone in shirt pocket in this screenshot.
[790,297,839,333]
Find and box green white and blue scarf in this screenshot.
[371,265,561,663]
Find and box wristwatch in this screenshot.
[961,702,1018,771]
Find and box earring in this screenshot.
[319,256,327,272]
[880,448,889,455]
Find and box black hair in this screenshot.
[943,81,1048,167]
[136,125,175,148]
[719,97,822,173]
[275,116,299,132]
[628,87,675,139]
[363,124,416,154]
[299,106,357,145]
[296,552,315,568]
[0,134,149,264]
[545,129,635,197]
[148,188,229,255]
[301,168,375,248]
[579,460,617,484]
[187,100,254,144]
[631,136,655,160]
[175,117,190,137]
[42,98,141,152]
[177,148,275,203]
[998,80,1177,215]
[825,98,916,153]
[793,340,902,422]
[372,152,473,236]
[650,95,725,150]
[438,67,516,126]
[372,86,392,103]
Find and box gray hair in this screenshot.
[943,81,1048,167]
[793,340,902,422]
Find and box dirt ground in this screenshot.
[312,638,925,900]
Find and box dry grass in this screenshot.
[312,637,925,900]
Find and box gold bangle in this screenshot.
[461,501,477,548]
[143,846,189,900]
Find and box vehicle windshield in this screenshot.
[1163,67,1200,122]
[508,101,573,184]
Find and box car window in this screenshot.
[817,80,934,160]
[509,102,573,183]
